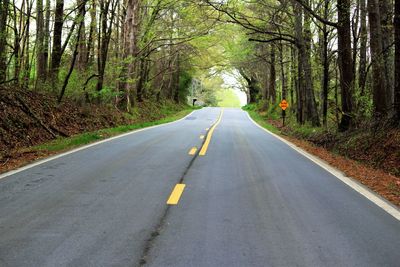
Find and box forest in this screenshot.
[0,0,399,125]
[0,0,399,129]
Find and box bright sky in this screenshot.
[221,71,247,106]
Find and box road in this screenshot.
[0,108,399,267]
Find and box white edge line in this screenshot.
[246,112,400,221]
[0,110,196,180]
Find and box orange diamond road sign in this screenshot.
[279,99,289,111]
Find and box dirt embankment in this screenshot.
[0,86,130,157]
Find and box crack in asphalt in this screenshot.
[138,125,212,266]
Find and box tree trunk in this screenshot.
[43,0,50,78]
[136,56,146,102]
[12,2,20,83]
[58,0,87,103]
[394,0,400,121]
[87,0,97,66]
[379,0,394,112]
[290,45,296,110]
[269,45,276,103]
[50,0,64,88]
[122,0,141,112]
[322,24,329,127]
[279,42,287,100]
[303,2,320,126]
[337,0,354,131]
[368,0,388,117]
[36,0,47,85]
[0,0,10,82]
[77,12,87,70]
[294,2,304,124]
[97,0,117,93]
[359,0,368,96]
[22,0,32,89]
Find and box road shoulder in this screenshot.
[0,109,196,179]
[246,111,400,220]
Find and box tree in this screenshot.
[359,0,368,96]
[121,0,141,111]
[50,0,64,87]
[0,0,10,82]
[336,0,354,130]
[368,0,388,116]
[96,0,118,92]
[394,0,400,122]
[36,0,46,84]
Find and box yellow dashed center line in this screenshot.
[167,184,186,205]
[199,109,224,156]
[188,147,197,155]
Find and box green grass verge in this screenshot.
[216,89,241,108]
[33,108,195,153]
[243,104,280,134]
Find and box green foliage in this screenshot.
[178,71,193,102]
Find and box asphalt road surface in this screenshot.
[0,108,399,267]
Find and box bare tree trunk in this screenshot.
[322,22,329,127]
[359,0,368,96]
[77,11,87,70]
[269,45,276,103]
[43,0,50,78]
[379,0,394,111]
[22,0,32,89]
[12,1,21,83]
[58,0,87,103]
[303,1,320,126]
[368,0,388,117]
[122,0,141,112]
[290,45,296,110]
[279,42,287,100]
[0,0,10,82]
[87,0,97,66]
[36,0,46,85]
[337,0,354,131]
[394,0,400,121]
[96,0,117,93]
[294,2,304,124]
[50,0,64,89]
[136,56,146,102]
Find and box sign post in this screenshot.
[279,99,289,126]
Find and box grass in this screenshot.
[242,104,280,134]
[33,108,195,153]
[216,89,241,108]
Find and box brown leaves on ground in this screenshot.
[284,136,400,207]
[0,86,131,155]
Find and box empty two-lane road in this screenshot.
[0,108,399,267]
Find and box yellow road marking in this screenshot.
[189,147,197,155]
[167,184,186,205]
[199,109,224,156]
[200,135,205,139]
